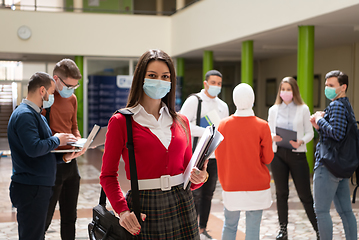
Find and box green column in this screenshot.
[241,40,253,86]
[297,26,315,172]
[74,56,84,136]
[203,51,213,80]
[177,58,185,77]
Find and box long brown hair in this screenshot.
[274,77,304,105]
[126,49,189,140]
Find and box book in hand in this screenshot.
[196,110,222,128]
[183,124,224,190]
[51,125,107,153]
[275,127,297,150]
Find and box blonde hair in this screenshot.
[274,77,304,105]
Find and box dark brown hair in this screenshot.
[126,49,189,140]
[28,72,55,93]
[53,58,82,80]
[325,70,348,92]
[274,77,304,105]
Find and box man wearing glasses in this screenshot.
[42,59,83,240]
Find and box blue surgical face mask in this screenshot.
[207,85,221,97]
[143,78,171,100]
[325,86,340,100]
[43,91,54,108]
[58,86,74,98]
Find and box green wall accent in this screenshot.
[74,56,84,136]
[177,58,185,77]
[241,40,253,86]
[297,25,315,172]
[203,51,213,80]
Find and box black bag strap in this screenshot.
[190,94,202,151]
[100,108,141,223]
[44,107,51,125]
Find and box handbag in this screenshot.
[88,109,141,240]
[319,100,359,178]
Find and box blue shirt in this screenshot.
[314,97,355,169]
[276,101,297,131]
[7,101,60,186]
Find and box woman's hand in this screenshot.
[290,140,303,149]
[190,159,209,184]
[272,135,283,142]
[62,148,86,163]
[119,210,146,235]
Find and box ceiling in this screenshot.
[177,4,359,61]
[1,4,359,63]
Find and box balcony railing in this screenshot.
[0,0,200,16]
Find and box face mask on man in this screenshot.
[58,87,74,98]
[325,86,341,100]
[143,78,171,99]
[207,85,221,97]
[42,90,54,108]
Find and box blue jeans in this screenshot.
[222,207,263,240]
[313,165,357,240]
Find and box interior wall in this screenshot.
[0,9,171,57]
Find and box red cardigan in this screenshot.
[100,113,200,214]
[215,116,274,192]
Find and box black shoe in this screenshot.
[276,224,288,240]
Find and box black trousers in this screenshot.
[192,158,218,229]
[45,159,81,240]
[10,181,52,240]
[271,147,318,231]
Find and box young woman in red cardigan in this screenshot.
[100,49,208,239]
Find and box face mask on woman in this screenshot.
[143,78,171,99]
[325,86,340,100]
[280,91,293,102]
[43,92,54,108]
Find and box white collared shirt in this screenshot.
[130,103,173,149]
[277,101,297,130]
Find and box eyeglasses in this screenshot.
[58,76,80,90]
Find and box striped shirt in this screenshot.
[314,97,355,169]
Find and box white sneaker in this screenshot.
[200,230,216,240]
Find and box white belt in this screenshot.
[137,173,184,191]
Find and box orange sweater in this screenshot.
[215,116,274,191]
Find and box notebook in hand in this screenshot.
[183,125,224,189]
[275,127,297,150]
[51,125,101,153]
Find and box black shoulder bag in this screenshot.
[319,100,359,179]
[191,94,202,152]
[88,109,141,240]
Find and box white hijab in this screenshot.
[233,83,255,117]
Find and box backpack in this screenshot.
[351,121,359,203]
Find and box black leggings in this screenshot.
[271,147,318,231]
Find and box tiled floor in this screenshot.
[0,138,359,240]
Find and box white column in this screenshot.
[74,0,83,13]
[156,0,163,16]
[176,0,185,11]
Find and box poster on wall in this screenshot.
[88,75,133,131]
